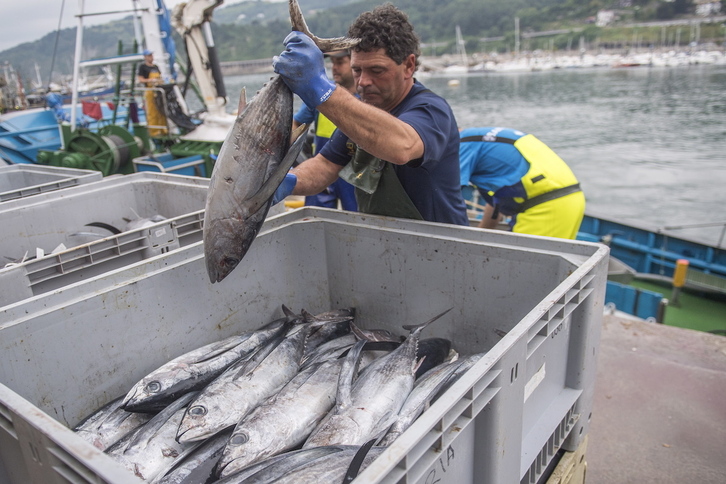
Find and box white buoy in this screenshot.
[448,79,461,87]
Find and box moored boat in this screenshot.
[0,0,233,177]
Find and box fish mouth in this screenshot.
[216,454,253,479]
[207,268,222,284]
[206,259,227,284]
[175,425,195,444]
[214,458,233,478]
[120,388,138,410]
[176,421,214,444]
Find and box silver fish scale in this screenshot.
[176,324,309,443]
[74,397,152,451]
[107,394,198,482]
[216,359,343,477]
[303,329,423,447]
[272,447,385,484]
[202,76,295,283]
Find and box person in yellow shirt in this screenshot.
[459,127,585,239]
[136,49,168,137]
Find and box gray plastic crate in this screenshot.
[0,209,608,484]
[0,172,208,306]
[0,164,102,202]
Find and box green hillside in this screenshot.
[1,0,722,87]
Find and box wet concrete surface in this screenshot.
[586,312,726,483]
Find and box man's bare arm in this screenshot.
[290,154,343,196]
[317,88,423,165]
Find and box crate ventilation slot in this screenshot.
[526,273,596,357]
[521,404,579,484]
[390,369,501,483]
[48,443,108,484]
[24,214,204,291]
[0,402,17,439]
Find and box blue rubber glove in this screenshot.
[272,173,297,205]
[273,31,336,108]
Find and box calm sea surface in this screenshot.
[221,64,726,246]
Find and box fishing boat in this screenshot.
[0,0,233,176]
[576,212,726,334]
[464,186,726,334]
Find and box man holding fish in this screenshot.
[291,49,358,211]
[273,4,469,225]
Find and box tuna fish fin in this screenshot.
[237,87,247,114]
[301,308,316,323]
[336,339,366,410]
[402,307,454,333]
[342,439,377,483]
[290,122,308,143]
[413,355,427,375]
[85,221,122,234]
[230,329,289,380]
[288,0,359,52]
[244,123,308,215]
[282,304,298,320]
[337,340,399,358]
[350,323,403,343]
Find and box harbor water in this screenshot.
[221,63,726,246]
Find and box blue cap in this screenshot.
[142,49,153,56]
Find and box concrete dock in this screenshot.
[586,312,726,483]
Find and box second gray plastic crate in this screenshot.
[0,172,208,306]
[0,209,609,484]
[0,164,102,202]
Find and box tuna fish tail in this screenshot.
[288,0,359,52]
[343,439,377,483]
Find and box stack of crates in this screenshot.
[0,208,608,484]
[0,172,209,307]
[0,164,102,202]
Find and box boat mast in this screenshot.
[136,0,173,80]
[455,25,467,66]
[70,0,85,131]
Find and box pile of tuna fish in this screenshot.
[73,306,483,483]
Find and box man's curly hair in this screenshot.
[348,3,421,70]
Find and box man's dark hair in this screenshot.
[348,3,421,70]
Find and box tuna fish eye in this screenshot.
[188,405,207,416]
[229,432,249,445]
[145,381,161,393]
[223,257,239,267]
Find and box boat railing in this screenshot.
[658,221,726,249]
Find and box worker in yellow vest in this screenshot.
[137,49,168,137]
[460,127,585,239]
[292,49,357,210]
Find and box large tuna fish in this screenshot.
[214,358,345,477]
[303,309,452,448]
[203,0,358,283]
[121,317,289,413]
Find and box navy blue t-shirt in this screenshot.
[319,80,469,226]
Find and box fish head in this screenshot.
[204,216,261,284]
[121,379,167,413]
[176,391,238,444]
[176,400,215,444]
[215,426,267,478]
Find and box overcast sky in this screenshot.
[0,0,248,52]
